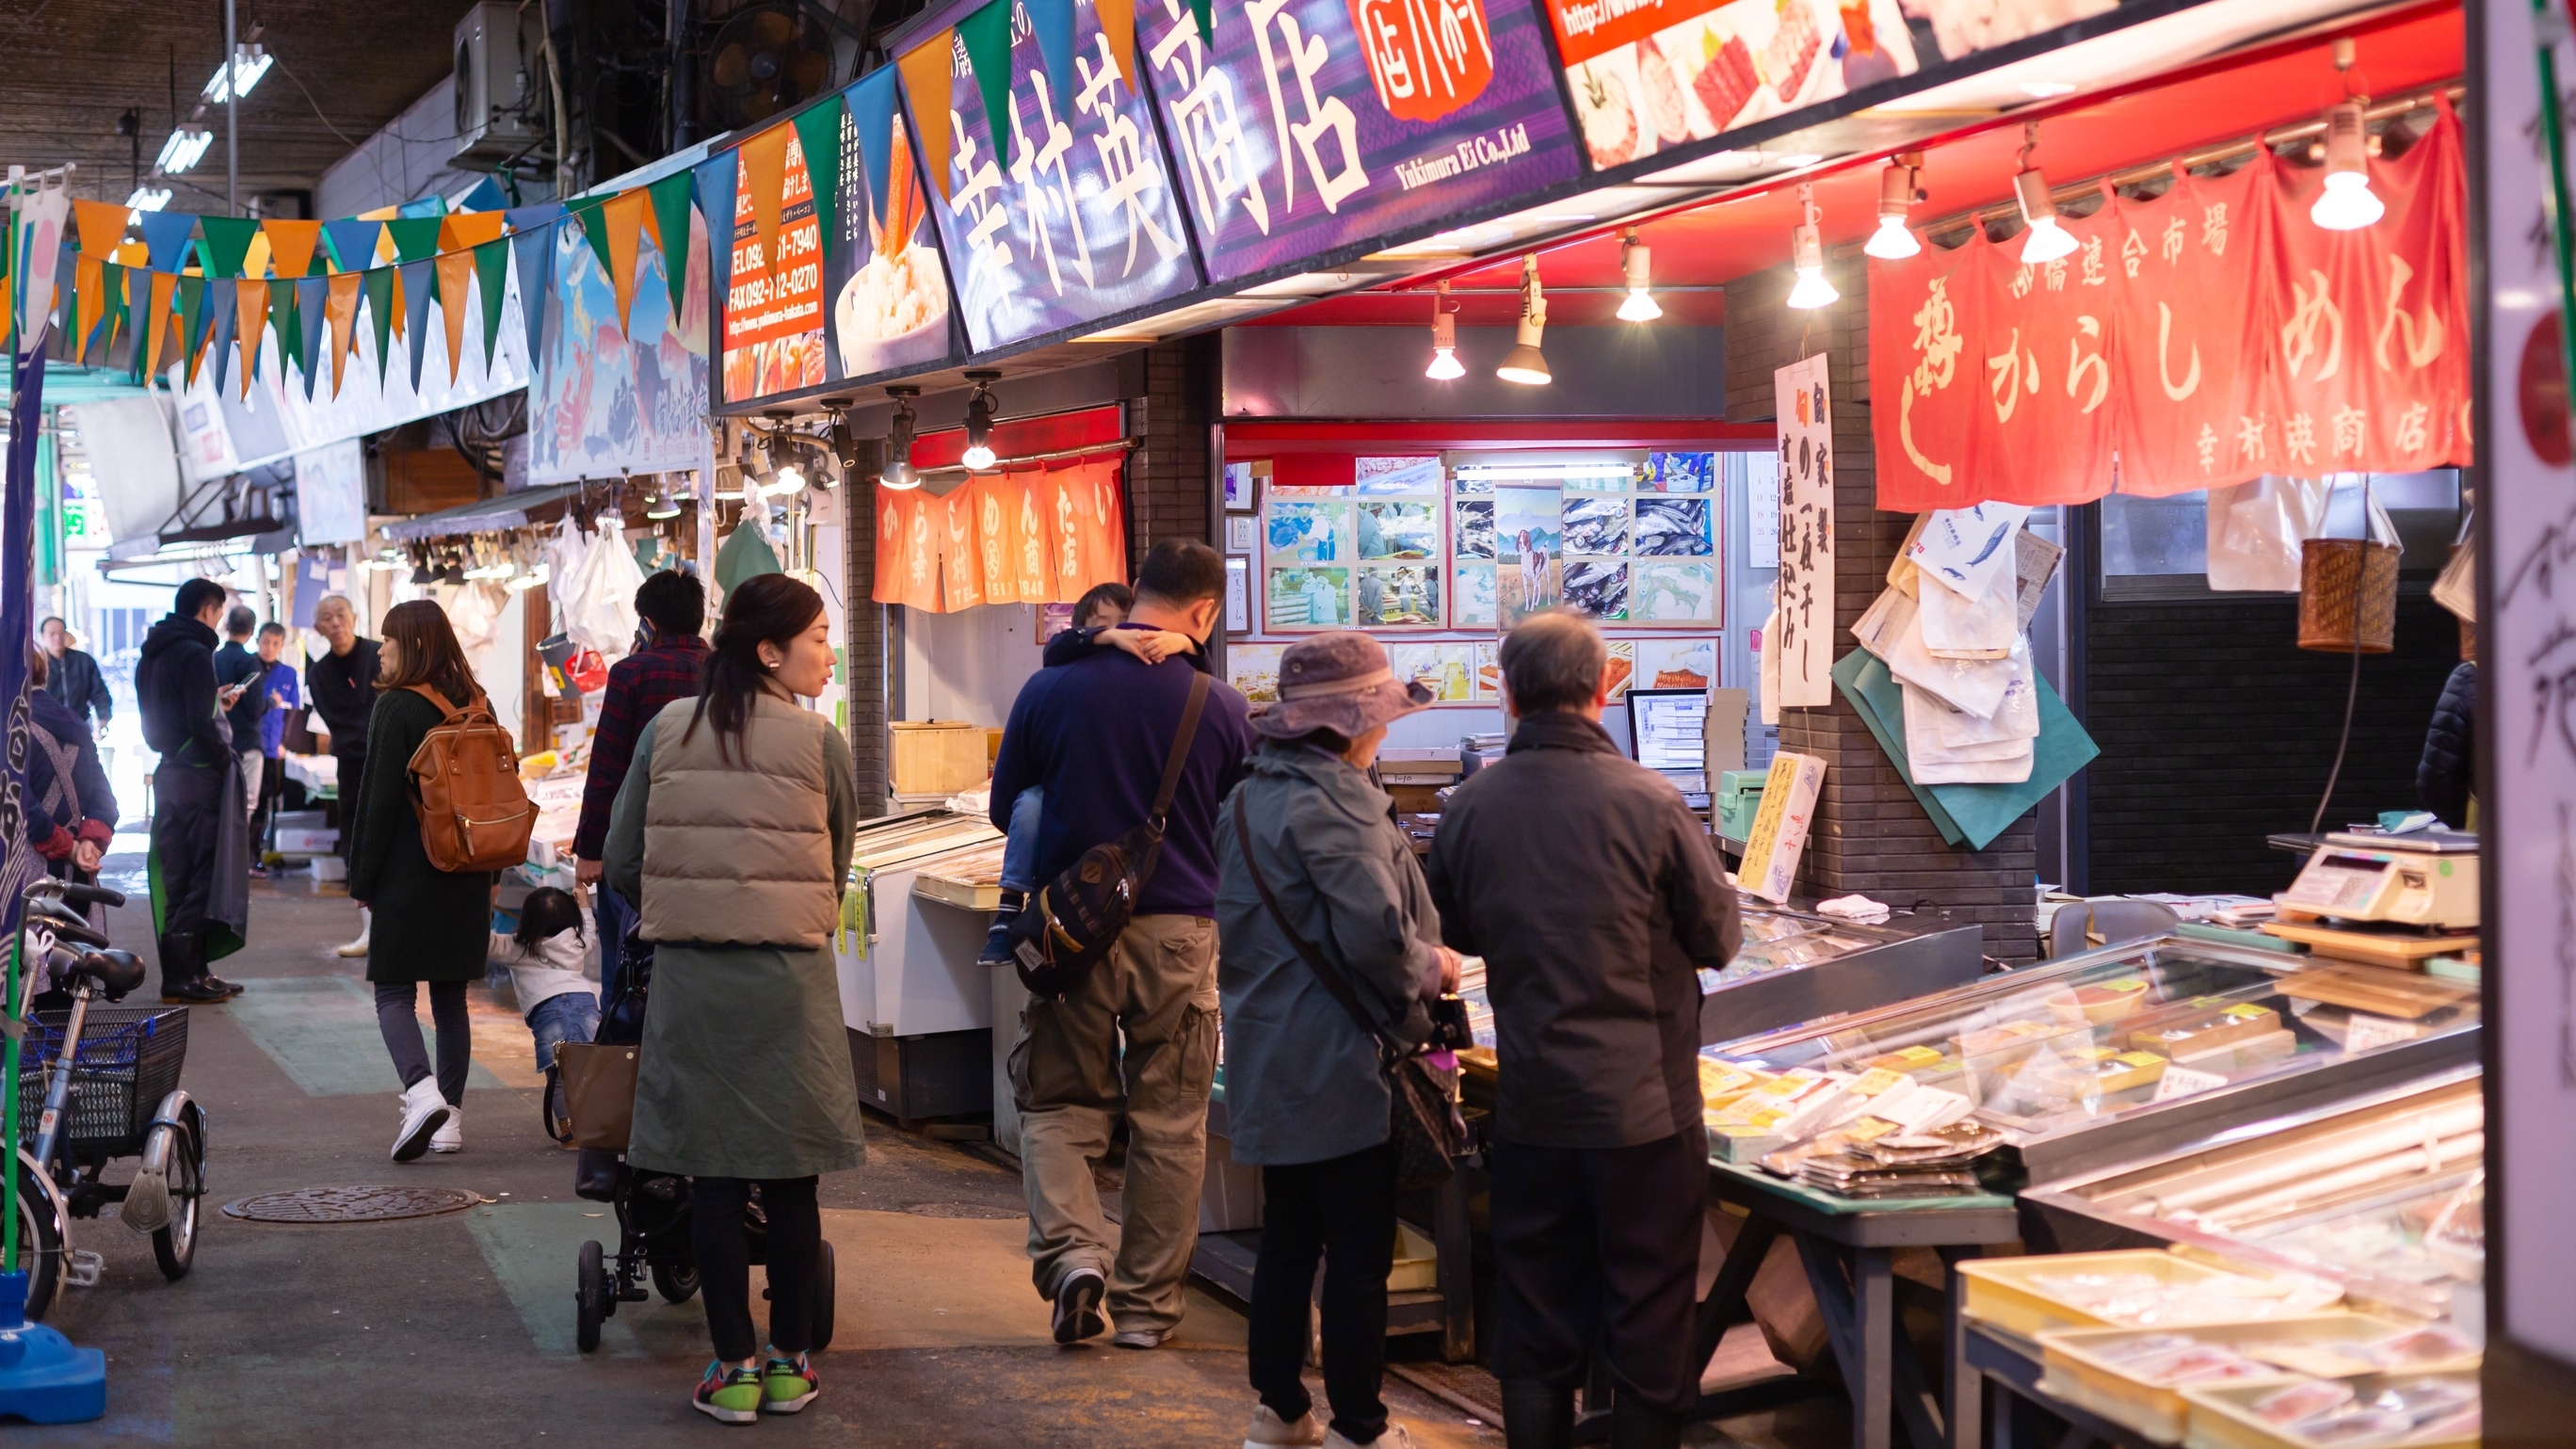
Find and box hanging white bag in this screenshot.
[2206,476,2332,592]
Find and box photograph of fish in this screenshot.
[1354,456,1444,494]
[1453,500,1496,559]
[1634,497,1714,555]
[1563,497,1631,555]
[1564,560,1631,620]
[1633,561,1718,623]
[1646,452,1715,492]
[1358,501,1441,559]
[1454,563,1498,627]
[1358,564,1442,627]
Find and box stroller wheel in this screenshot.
[810,1239,836,1352]
[652,1258,700,1305]
[575,1240,607,1353]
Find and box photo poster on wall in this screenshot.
[723,125,829,405]
[1774,357,1835,706]
[531,201,715,485]
[830,69,959,382]
[1224,459,1268,510]
[1262,456,1449,632]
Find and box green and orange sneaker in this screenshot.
[693,1361,764,1425]
[761,1351,819,1414]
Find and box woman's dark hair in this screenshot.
[686,572,825,764]
[1071,582,1133,629]
[375,599,481,707]
[514,886,586,949]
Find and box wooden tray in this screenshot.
[2274,962,2472,1021]
[2258,921,2478,969]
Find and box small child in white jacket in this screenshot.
[488,888,600,1086]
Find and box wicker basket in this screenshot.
[2297,538,2398,653]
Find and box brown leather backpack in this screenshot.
[404,684,537,873]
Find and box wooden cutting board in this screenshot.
[2277,961,2475,1020]
[2260,920,2480,969]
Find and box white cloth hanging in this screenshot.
[1917,554,2018,658]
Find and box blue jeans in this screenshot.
[1000,786,1044,894]
[527,990,601,1074]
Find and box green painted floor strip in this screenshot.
[222,976,505,1097]
[462,1202,712,1360]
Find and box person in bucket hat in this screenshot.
[1217,632,1459,1449]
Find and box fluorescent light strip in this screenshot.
[1453,464,1639,481]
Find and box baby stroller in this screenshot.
[571,927,835,1354]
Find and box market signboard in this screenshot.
[530,208,714,485]
[830,70,959,378]
[898,1,1203,352]
[721,125,829,404]
[1134,0,1580,282]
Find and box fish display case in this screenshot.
[834,809,1006,1120]
[2020,1067,2485,1325]
[1704,936,2480,1186]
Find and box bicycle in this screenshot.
[8,878,208,1320]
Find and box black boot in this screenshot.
[1609,1395,1684,1449]
[1501,1378,1575,1449]
[159,934,225,1005]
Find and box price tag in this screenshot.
[2153,1065,2230,1102]
[2344,1014,2424,1053]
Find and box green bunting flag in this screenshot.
[362,266,396,382]
[179,273,210,382]
[295,275,329,396]
[646,171,695,320]
[474,238,509,371]
[958,0,1017,173]
[383,217,443,266]
[198,217,259,279]
[790,96,847,268]
[565,194,614,279]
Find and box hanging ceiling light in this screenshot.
[1617,230,1662,321]
[1425,282,1465,379]
[2310,42,2383,231]
[765,456,810,496]
[882,386,922,489]
[1865,153,1924,261]
[961,371,1001,470]
[507,564,551,592]
[1495,255,1550,385]
[1785,184,1839,310]
[2013,123,2079,265]
[645,486,682,520]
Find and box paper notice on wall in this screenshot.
[1772,357,1835,706]
[1738,750,1825,903]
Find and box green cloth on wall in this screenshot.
[714,523,782,594]
[1830,647,2101,852]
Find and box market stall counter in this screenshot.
[833,809,1006,1122]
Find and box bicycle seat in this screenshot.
[63,949,146,1002]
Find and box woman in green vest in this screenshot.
[603,572,865,1424]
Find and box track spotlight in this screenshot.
[1786,185,1838,310]
[1865,154,1923,261]
[1617,230,1661,321]
[1495,256,1550,385]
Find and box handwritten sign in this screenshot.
[2151,1064,2230,1103]
[2343,1013,2423,1054]
[1737,749,1823,903]
[1772,355,1833,707]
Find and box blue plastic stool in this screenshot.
[0,1271,104,1423]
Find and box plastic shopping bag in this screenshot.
[2206,477,2331,592]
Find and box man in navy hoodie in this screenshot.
[135,579,242,1003]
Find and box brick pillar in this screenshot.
[1127,335,1219,562]
[1725,253,2038,962]
[844,440,890,818]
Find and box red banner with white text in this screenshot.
[1873,101,2471,511]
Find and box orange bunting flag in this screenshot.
[436,249,476,382]
[440,211,507,254]
[896,37,955,201]
[325,271,362,395]
[69,200,127,260]
[71,256,103,362]
[261,219,325,280]
[738,124,791,279]
[145,271,177,377]
[602,189,652,333]
[236,279,269,396]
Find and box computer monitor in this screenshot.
[1625,688,1708,776]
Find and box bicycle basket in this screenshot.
[16,1006,190,1155]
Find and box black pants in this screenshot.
[150,761,224,985]
[1249,1142,1398,1444]
[693,1176,821,1363]
[1489,1127,1708,1415]
[250,755,282,857]
[373,981,471,1107]
[332,750,364,859]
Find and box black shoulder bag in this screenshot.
[1232,808,1466,1189]
[1009,670,1212,1000]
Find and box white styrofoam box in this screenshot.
[308,856,347,882]
[275,827,339,856]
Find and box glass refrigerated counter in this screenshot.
[1704,937,2479,1185]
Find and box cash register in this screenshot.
[2278,829,2480,931]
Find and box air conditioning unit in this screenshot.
[453,1,546,170]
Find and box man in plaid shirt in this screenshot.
[574,570,709,999]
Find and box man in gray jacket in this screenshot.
[1426,610,1742,1449]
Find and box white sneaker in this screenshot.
[335,908,371,958]
[429,1108,462,1153]
[391,1078,451,1162]
[1325,1425,1416,1449]
[1245,1404,1325,1449]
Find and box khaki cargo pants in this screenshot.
[1008,914,1219,1338]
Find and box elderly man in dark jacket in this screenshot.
[1216,632,1456,1449]
[135,578,245,1004]
[1426,610,1742,1449]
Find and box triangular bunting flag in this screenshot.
[845,71,898,231]
[70,200,127,259]
[602,188,650,334]
[396,194,447,219]
[399,257,435,389]
[508,218,554,367]
[694,151,738,388]
[1025,0,1076,117]
[1186,0,1212,42]
[737,125,791,281]
[362,266,396,382]
[146,270,177,378]
[295,275,328,396]
[199,216,259,278]
[325,270,362,395]
[442,211,507,254]
[72,255,102,362]
[179,273,209,383]
[473,238,509,371]
[457,174,510,214]
[564,193,614,279]
[121,266,145,378]
[268,279,298,389]
[322,217,382,272]
[958,0,1017,173]
[236,276,270,394]
[1097,0,1137,90]
[504,201,566,233]
[137,211,198,272]
[208,278,238,394]
[262,219,325,280]
[436,249,475,382]
[646,170,695,321]
[896,35,955,201]
[791,94,847,268]
[384,217,443,266]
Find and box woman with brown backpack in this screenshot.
[348,600,521,1162]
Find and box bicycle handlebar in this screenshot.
[54,883,123,910]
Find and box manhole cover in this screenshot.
[902,1201,1022,1220]
[222,1185,483,1223]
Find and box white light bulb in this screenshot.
[1425,346,1465,380]
[1785,267,1839,310]
[1864,216,1920,261]
[960,443,998,471]
[1617,287,1663,322]
[766,464,808,495]
[2311,170,2385,231]
[2019,217,2079,265]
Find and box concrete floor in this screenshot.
[20,839,1852,1447]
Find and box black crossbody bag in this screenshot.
[1009,671,1212,1000]
[1232,807,1467,1189]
